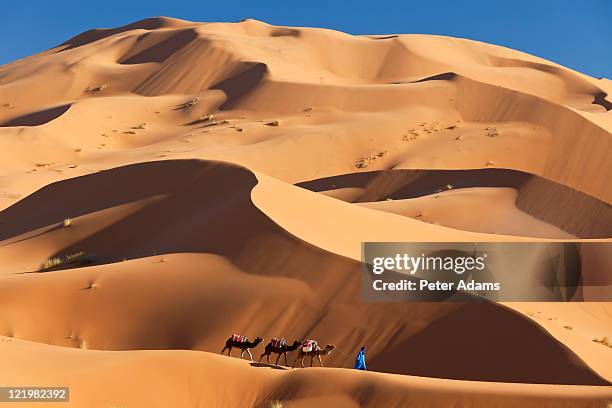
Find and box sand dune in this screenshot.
[0,17,611,407]
[357,187,574,238]
[2,336,610,408]
[297,168,611,238]
[0,161,610,386]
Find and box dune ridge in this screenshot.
[296,168,612,238]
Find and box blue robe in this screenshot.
[353,346,366,370]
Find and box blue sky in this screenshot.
[2,0,611,78]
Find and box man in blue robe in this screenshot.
[353,346,366,370]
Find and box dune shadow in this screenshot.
[369,35,399,40]
[296,168,529,199]
[119,29,198,64]
[296,168,612,238]
[0,223,62,248]
[0,159,349,287]
[392,72,457,85]
[369,302,610,385]
[592,91,612,111]
[0,160,258,254]
[1,104,71,127]
[250,362,290,370]
[56,17,176,52]
[411,72,457,83]
[488,56,612,112]
[270,27,300,37]
[212,62,268,110]
[182,117,210,126]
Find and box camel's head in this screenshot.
[325,344,335,352]
[254,337,264,345]
[292,340,302,347]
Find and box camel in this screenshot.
[293,344,335,368]
[259,339,301,366]
[221,335,264,361]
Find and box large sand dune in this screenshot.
[0,17,611,407]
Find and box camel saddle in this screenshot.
[271,337,286,348]
[232,334,247,343]
[302,339,318,353]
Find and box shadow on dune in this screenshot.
[0,104,71,127]
[369,302,610,385]
[297,168,528,199]
[592,92,612,111]
[56,17,183,52]
[489,55,612,112]
[0,159,347,287]
[119,29,198,64]
[296,169,612,239]
[270,27,300,37]
[0,160,278,270]
[212,62,269,110]
[0,159,609,385]
[250,362,289,370]
[410,72,457,83]
[390,71,457,85]
[369,35,399,40]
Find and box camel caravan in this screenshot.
[221,334,336,368]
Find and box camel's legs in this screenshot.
[310,354,314,367]
[228,346,232,357]
[221,346,227,355]
[267,354,271,364]
[318,354,323,367]
[292,355,299,368]
[301,356,305,368]
[275,352,282,366]
[284,352,289,367]
[246,349,253,361]
[240,349,245,359]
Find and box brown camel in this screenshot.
[259,339,301,366]
[221,335,264,361]
[293,344,335,368]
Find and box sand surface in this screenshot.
[0,17,611,407]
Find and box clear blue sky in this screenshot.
[2,0,611,78]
